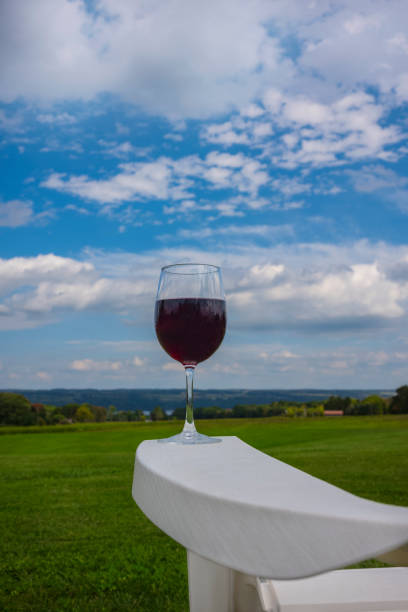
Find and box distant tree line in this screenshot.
[0,393,146,426]
[170,402,325,420]
[168,389,407,420]
[1,386,408,426]
[323,392,407,415]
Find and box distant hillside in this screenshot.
[3,388,395,413]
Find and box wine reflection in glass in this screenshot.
[155,263,226,444]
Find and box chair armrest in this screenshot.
[133,436,408,579]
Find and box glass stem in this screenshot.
[183,366,197,438]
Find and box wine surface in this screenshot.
[155,298,226,366]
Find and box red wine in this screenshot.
[155,298,226,366]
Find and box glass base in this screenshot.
[157,431,222,445]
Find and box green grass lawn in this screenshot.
[1,416,407,611]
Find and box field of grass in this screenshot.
[1,416,407,611]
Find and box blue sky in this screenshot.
[1,0,408,389]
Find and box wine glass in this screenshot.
[155,263,226,444]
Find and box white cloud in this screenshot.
[259,349,298,362]
[0,254,94,297]
[238,264,285,288]
[200,87,404,169]
[163,362,182,371]
[176,224,293,241]
[205,152,246,169]
[0,200,34,227]
[271,200,305,211]
[36,370,52,381]
[40,139,84,154]
[241,103,264,118]
[164,196,247,218]
[100,141,134,157]
[132,356,144,367]
[297,1,408,103]
[263,90,404,167]
[164,132,183,142]
[201,121,250,145]
[37,112,77,124]
[201,115,274,147]
[70,359,122,372]
[42,160,172,204]
[42,153,271,207]
[98,140,151,159]
[163,199,196,215]
[65,204,92,216]
[214,202,244,218]
[115,122,130,135]
[0,0,280,118]
[1,243,408,340]
[1,0,408,126]
[271,178,311,197]
[348,165,408,213]
[348,165,408,193]
[252,122,273,139]
[1,244,408,387]
[0,252,152,330]
[228,258,407,333]
[0,109,24,132]
[203,165,232,187]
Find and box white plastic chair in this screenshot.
[132,436,408,611]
